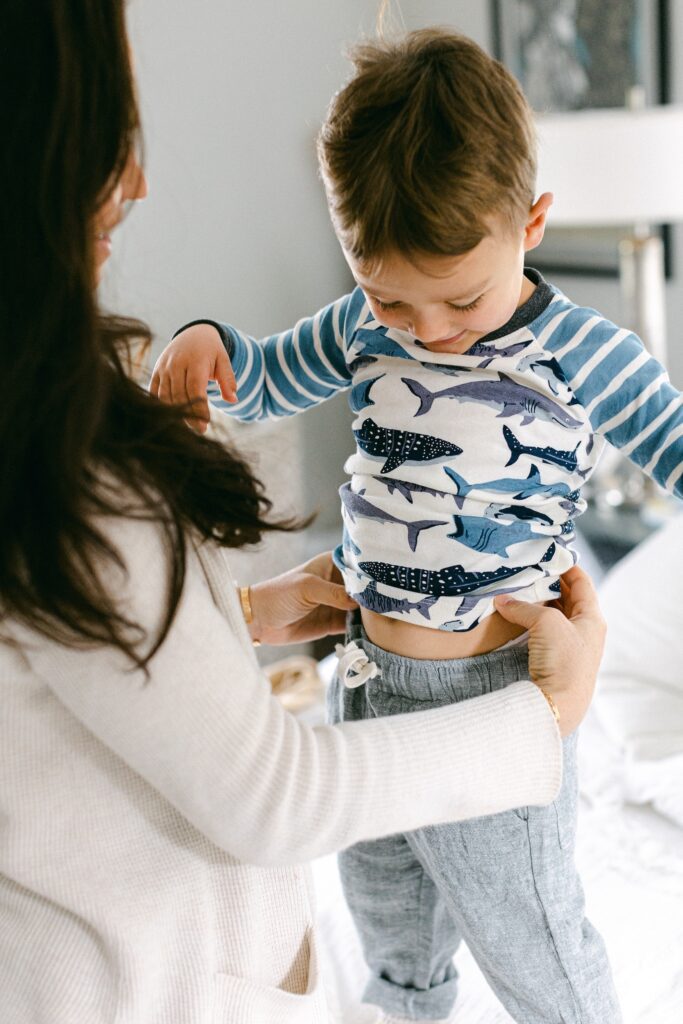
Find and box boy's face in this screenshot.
[344,194,552,356]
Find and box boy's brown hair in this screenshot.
[318,27,537,267]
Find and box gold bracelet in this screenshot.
[239,585,253,623]
[539,687,560,725]
[238,586,261,647]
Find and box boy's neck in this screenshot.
[517,271,537,308]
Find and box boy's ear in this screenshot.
[523,192,554,253]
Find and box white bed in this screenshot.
[308,516,683,1023]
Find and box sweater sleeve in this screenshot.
[192,288,367,421]
[544,309,683,497]
[22,517,562,867]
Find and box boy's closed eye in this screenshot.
[372,295,484,313]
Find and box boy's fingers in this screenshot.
[185,368,211,417]
[215,351,237,402]
[157,369,174,407]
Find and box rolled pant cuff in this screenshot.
[363,974,458,1020]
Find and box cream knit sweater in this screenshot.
[0,514,561,1023]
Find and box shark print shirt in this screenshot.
[202,269,683,631]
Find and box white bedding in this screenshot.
[310,518,683,1022]
[313,706,683,1023]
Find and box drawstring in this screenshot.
[334,640,381,688]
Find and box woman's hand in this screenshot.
[247,552,357,646]
[494,566,607,737]
[150,323,237,433]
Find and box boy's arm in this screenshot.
[180,289,366,422]
[545,312,683,498]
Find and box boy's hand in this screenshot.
[494,566,606,737]
[150,323,238,434]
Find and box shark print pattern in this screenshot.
[442,464,575,509]
[403,374,583,428]
[340,483,446,552]
[503,425,581,474]
[354,418,463,474]
[355,580,438,620]
[349,375,384,413]
[358,558,539,597]
[448,514,543,556]
[207,267,682,631]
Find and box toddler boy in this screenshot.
[153,28,683,1024]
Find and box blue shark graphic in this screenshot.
[348,353,379,374]
[465,337,534,367]
[349,375,384,413]
[354,418,463,475]
[488,504,554,525]
[448,515,540,556]
[515,353,566,396]
[403,374,583,428]
[443,464,574,509]
[342,526,362,558]
[352,328,416,362]
[374,476,451,505]
[503,425,581,474]
[420,362,476,379]
[358,580,438,620]
[440,581,533,630]
[415,337,533,368]
[340,483,446,552]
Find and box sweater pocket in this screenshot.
[211,928,327,1023]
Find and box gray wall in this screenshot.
[105,0,683,598]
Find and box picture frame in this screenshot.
[490,0,672,278]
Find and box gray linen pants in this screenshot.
[327,614,622,1024]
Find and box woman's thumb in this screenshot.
[494,595,546,629]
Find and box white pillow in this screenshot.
[594,513,683,826]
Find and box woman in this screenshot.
[0,4,605,1022]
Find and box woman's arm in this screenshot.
[22,516,562,868]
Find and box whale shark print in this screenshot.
[358,558,534,597]
[402,374,583,428]
[503,425,581,473]
[358,580,438,620]
[340,483,446,552]
[354,418,463,474]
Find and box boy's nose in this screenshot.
[409,311,458,344]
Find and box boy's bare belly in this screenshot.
[360,606,527,659]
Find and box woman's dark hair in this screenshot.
[0,1,299,668]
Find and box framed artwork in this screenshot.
[490,0,672,277]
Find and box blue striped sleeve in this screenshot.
[542,307,683,497]
[206,288,367,421]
